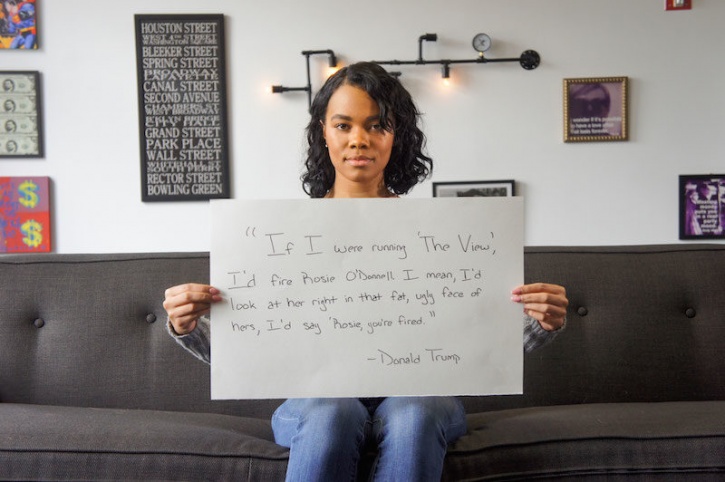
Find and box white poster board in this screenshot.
[210,198,524,399]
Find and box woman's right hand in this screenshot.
[163,283,222,335]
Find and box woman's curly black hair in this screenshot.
[301,62,433,198]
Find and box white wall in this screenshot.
[3,0,724,253]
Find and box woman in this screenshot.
[164,62,568,481]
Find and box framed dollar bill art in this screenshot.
[432,180,516,198]
[0,71,43,158]
[564,76,628,142]
[135,14,230,202]
[679,175,725,240]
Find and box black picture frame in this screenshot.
[679,174,725,240]
[432,180,516,198]
[135,14,230,202]
[0,71,43,158]
[564,76,628,143]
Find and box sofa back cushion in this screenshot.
[0,253,281,418]
[2,245,724,416]
[465,244,725,413]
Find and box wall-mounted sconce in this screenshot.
[271,33,540,108]
[270,49,337,108]
[371,32,540,79]
[441,63,451,79]
[441,63,451,86]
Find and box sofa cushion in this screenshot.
[444,401,725,480]
[0,252,284,419]
[0,403,289,481]
[520,245,725,407]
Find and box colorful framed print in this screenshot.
[564,76,628,142]
[432,180,516,198]
[0,176,51,252]
[0,0,38,50]
[679,175,725,240]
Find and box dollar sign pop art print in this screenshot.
[0,176,51,252]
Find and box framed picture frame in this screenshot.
[432,180,515,198]
[679,174,725,240]
[0,71,43,158]
[564,76,628,142]
[0,176,51,252]
[0,0,38,50]
[135,14,230,202]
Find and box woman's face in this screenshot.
[322,84,394,196]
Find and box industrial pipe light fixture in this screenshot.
[371,32,540,78]
[270,49,337,108]
[271,33,540,107]
[418,33,438,62]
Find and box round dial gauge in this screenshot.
[472,33,492,53]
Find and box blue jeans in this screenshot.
[271,397,467,482]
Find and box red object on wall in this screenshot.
[665,0,692,11]
[0,176,51,253]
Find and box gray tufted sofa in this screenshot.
[1,244,724,480]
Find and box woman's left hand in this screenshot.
[511,283,568,331]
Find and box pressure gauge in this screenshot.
[472,33,492,53]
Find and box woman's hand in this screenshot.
[511,283,568,331]
[163,283,222,335]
